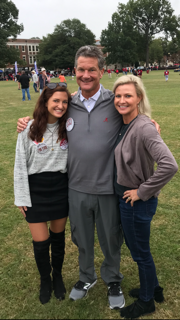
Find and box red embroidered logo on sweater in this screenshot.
[104,118,108,122]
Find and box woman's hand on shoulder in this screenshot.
[18,206,27,218]
[17,116,31,133]
[123,189,140,207]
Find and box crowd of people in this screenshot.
[14,68,69,101]
[106,66,163,79]
[14,46,178,319]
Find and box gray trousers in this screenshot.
[68,189,124,285]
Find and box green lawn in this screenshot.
[0,70,179,319]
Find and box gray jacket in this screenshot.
[67,85,122,194]
[115,114,178,201]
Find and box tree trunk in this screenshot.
[146,45,149,67]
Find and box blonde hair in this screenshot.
[112,75,151,118]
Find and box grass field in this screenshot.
[0,70,179,319]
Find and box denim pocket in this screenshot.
[146,197,158,218]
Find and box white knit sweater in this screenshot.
[14,120,68,207]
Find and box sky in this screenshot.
[12,0,180,40]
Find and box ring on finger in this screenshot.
[127,197,131,201]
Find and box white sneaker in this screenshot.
[108,282,125,309]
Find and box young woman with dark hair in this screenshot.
[14,83,71,304]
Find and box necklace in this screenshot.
[46,125,58,151]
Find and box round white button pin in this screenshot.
[60,139,68,150]
[66,118,74,131]
[37,142,48,154]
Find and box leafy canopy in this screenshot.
[100,0,180,67]
[0,0,24,67]
[37,19,95,69]
[149,39,164,65]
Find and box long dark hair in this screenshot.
[29,86,71,142]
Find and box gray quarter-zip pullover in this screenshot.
[67,85,122,194]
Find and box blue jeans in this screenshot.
[33,83,38,92]
[22,88,31,101]
[119,197,159,301]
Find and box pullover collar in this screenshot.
[79,84,101,103]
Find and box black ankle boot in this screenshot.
[120,298,155,319]
[129,285,164,303]
[33,238,52,304]
[50,229,66,300]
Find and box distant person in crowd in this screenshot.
[72,69,75,80]
[16,72,21,90]
[113,74,178,319]
[38,68,51,94]
[133,68,137,76]
[14,82,71,305]
[31,70,39,93]
[164,68,169,81]
[18,71,31,101]
[137,68,142,78]
[116,69,119,77]
[146,67,149,74]
[107,68,112,78]
[59,73,67,83]
[124,67,127,75]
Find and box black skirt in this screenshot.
[26,171,68,223]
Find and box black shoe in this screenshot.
[129,285,164,303]
[53,273,66,300]
[39,276,52,304]
[120,298,155,319]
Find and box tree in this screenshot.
[37,19,95,70]
[0,0,24,67]
[149,39,164,66]
[0,44,25,67]
[127,0,180,66]
[160,35,180,65]
[100,0,180,67]
[100,5,139,67]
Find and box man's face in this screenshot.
[75,57,104,97]
[42,70,46,75]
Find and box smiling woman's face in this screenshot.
[114,83,141,124]
[47,91,68,124]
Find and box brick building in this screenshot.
[3,38,119,72]
[6,38,41,71]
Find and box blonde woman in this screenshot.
[113,75,178,318]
